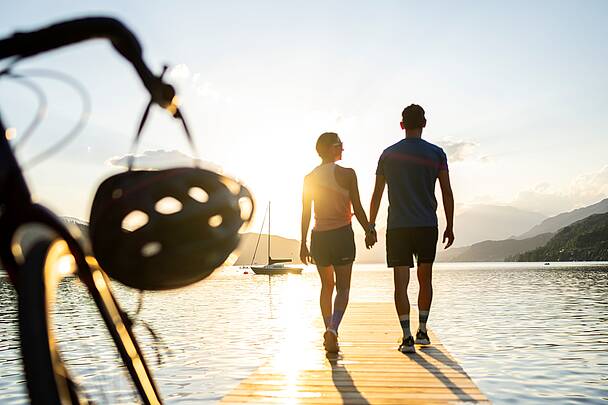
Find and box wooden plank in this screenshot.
[221,302,490,404]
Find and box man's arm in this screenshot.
[438,170,454,248]
[346,169,376,248]
[369,175,385,226]
[300,176,313,264]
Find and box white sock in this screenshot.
[399,314,412,338]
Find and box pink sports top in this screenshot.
[307,163,353,232]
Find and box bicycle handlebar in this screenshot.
[0,16,175,108]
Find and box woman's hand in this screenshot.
[365,230,377,249]
[364,223,377,249]
[300,243,312,264]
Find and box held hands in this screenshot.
[300,243,312,265]
[443,227,454,249]
[365,224,377,249]
[365,231,377,249]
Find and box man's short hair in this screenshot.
[316,132,339,159]
[402,104,426,129]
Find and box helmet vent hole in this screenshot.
[209,214,223,227]
[219,177,242,195]
[122,210,149,232]
[155,196,183,215]
[238,197,253,220]
[188,187,209,203]
[141,242,162,257]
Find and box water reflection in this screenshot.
[1,264,607,404]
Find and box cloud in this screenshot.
[106,149,223,172]
[512,165,608,215]
[168,64,192,81]
[167,64,232,104]
[437,139,478,162]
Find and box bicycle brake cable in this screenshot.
[4,68,91,170]
[127,291,172,366]
[0,74,48,149]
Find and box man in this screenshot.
[369,104,454,353]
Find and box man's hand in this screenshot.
[300,243,312,264]
[443,228,454,249]
[365,230,377,249]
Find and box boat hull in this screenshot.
[250,266,303,275]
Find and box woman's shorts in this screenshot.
[310,224,355,266]
[386,226,438,267]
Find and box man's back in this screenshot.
[376,138,448,229]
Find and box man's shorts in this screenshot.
[386,226,438,267]
[310,224,355,266]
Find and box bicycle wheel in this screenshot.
[17,238,84,404]
[17,237,162,404]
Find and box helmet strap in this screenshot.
[127,65,200,171]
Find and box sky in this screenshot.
[1,1,608,240]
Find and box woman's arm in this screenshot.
[347,169,377,248]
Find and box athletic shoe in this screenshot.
[398,336,416,353]
[415,329,431,345]
[323,330,339,353]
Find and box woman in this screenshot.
[300,132,377,353]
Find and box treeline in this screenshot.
[510,213,608,262]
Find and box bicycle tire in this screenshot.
[17,238,85,404]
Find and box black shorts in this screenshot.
[310,224,355,266]
[386,227,438,267]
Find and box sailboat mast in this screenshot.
[267,201,271,263]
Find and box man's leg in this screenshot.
[316,265,335,329]
[393,266,412,338]
[416,262,433,343]
[329,263,353,334]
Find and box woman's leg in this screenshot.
[329,263,353,334]
[316,265,335,329]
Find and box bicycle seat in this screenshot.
[89,167,254,290]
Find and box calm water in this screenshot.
[1,263,607,404]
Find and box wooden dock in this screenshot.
[221,302,489,404]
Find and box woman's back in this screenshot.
[306,163,352,232]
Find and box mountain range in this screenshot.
[511,212,608,262]
[234,233,301,265]
[436,198,608,262]
[233,197,608,264]
[443,205,547,247]
[4,198,604,268]
[517,198,608,239]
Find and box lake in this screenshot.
[1,262,607,404]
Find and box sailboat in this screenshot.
[250,202,303,275]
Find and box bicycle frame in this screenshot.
[0,17,175,404]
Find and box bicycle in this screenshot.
[0,17,254,404]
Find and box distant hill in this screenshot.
[511,213,608,262]
[445,205,546,247]
[235,233,301,265]
[356,204,548,263]
[443,233,554,262]
[518,198,608,239]
[435,245,469,262]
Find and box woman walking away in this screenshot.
[300,132,377,353]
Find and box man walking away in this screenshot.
[369,104,454,354]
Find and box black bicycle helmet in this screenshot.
[89,167,254,290]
